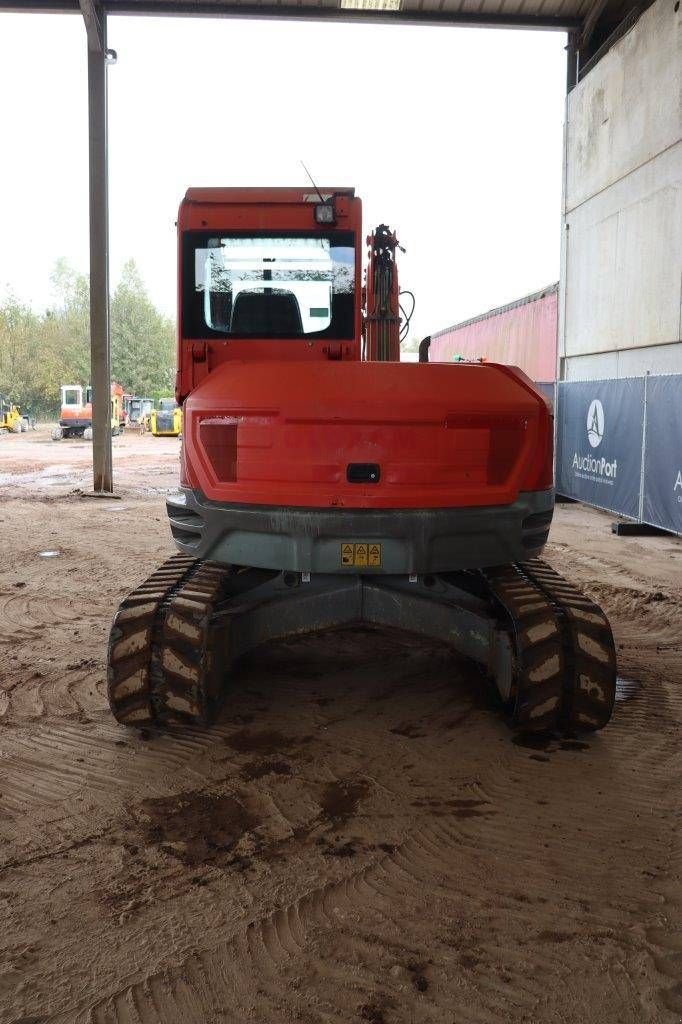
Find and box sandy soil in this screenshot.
[0,428,680,1024]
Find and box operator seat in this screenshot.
[230,290,303,335]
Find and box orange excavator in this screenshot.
[107,187,616,734]
[52,382,126,440]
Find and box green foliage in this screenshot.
[111,261,175,399]
[0,259,175,419]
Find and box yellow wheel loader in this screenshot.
[149,398,182,437]
[0,394,23,435]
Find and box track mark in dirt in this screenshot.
[240,759,292,781]
[135,788,258,867]
[320,778,370,824]
[412,796,494,819]
[538,929,575,943]
[512,731,554,751]
[446,798,494,819]
[407,960,429,992]
[390,722,425,738]
[223,729,310,755]
[444,707,474,729]
[359,1000,388,1023]
[323,840,358,857]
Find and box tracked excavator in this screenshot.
[108,187,617,733]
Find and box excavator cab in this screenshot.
[107,187,617,737]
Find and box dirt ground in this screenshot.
[0,427,680,1024]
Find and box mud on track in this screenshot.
[0,429,680,1023]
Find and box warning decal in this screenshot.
[340,542,382,567]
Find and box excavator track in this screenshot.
[519,559,617,731]
[107,554,199,725]
[482,562,565,732]
[108,555,616,734]
[150,560,235,726]
[108,556,237,727]
[483,559,616,733]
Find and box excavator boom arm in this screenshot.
[363,224,402,361]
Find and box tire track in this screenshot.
[83,721,681,1024]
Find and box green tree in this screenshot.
[110,260,175,398]
[0,293,71,418]
[0,258,176,420]
[47,258,91,386]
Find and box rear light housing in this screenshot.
[199,417,238,482]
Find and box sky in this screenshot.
[0,13,567,341]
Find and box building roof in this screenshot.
[0,0,633,34]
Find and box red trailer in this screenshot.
[426,284,558,388]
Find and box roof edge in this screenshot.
[183,187,356,203]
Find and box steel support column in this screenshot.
[566,30,578,91]
[80,0,113,493]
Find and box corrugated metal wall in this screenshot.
[428,285,558,382]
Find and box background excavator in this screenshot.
[108,187,617,735]
[52,382,126,440]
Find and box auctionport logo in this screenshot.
[571,397,617,483]
[586,399,604,448]
[675,470,682,503]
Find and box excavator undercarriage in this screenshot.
[108,554,616,734]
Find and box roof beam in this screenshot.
[79,0,104,48]
[579,0,610,46]
[0,0,581,30]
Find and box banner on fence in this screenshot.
[556,378,644,519]
[641,376,682,535]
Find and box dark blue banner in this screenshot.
[642,376,682,535]
[556,379,645,519]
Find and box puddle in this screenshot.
[0,465,78,486]
[38,550,61,558]
[615,676,642,702]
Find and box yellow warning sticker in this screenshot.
[340,542,382,567]
[354,543,368,567]
[341,543,354,566]
[368,543,382,567]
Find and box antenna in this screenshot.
[301,161,325,204]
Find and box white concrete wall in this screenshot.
[559,0,682,380]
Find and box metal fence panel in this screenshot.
[641,375,682,535]
[556,378,645,519]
